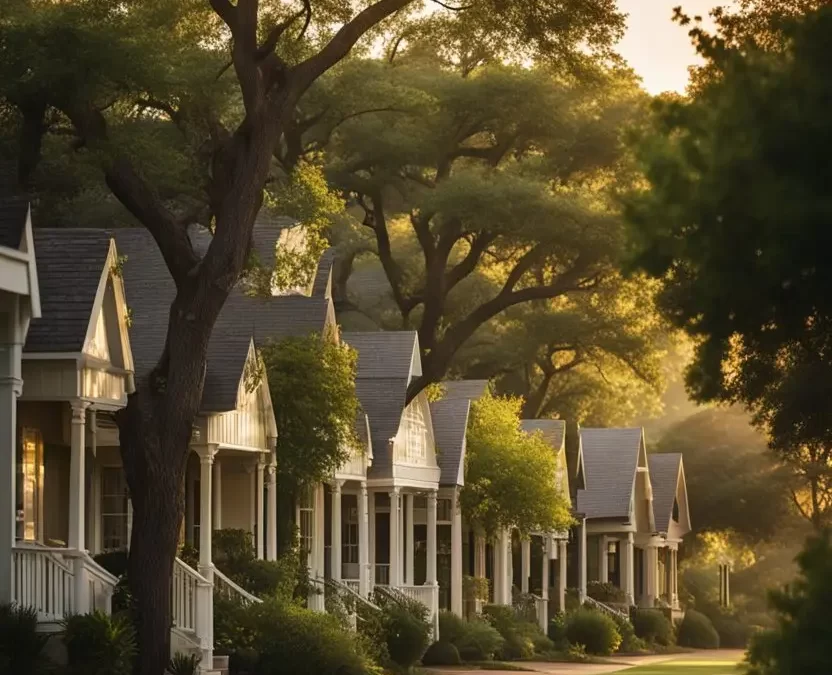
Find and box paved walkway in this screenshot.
[426,650,745,675]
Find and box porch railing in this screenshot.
[172,558,205,633]
[82,553,119,615]
[531,593,548,632]
[584,595,629,622]
[12,543,75,621]
[214,567,262,606]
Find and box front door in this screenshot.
[16,427,44,542]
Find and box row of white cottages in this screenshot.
[0,200,690,672]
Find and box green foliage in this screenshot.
[676,610,720,650]
[586,581,627,604]
[63,611,137,675]
[710,613,754,649]
[612,613,647,654]
[214,598,374,675]
[461,394,573,536]
[564,608,622,655]
[746,531,832,675]
[166,653,200,675]
[628,5,832,527]
[548,612,567,648]
[631,609,674,647]
[261,334,359,485]
[438,611,504,662]
[0,604,50,675]
[481,605,538,660]
[380,601,431,669]
[421,641,461,666]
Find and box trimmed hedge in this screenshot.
[677,610,720,649]
[632,609,674,646]
[565,608,622,655]
[421,641,461,666]
[437,611,504,661]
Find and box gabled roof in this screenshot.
[251,214,297,267]
[577,427,645,521]
[312,248,335,298]
[430,398,470,486]
[26,229,112,353]
[441,379,489,401]
[343,331,421,474]
[0,197,28,250]
[520,419,566,450]
[648,453,686,534]
[341,331,419,381]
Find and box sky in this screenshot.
[616,0,727,94]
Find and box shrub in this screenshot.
[531,632,555,654]
[711,613,752,648]
[586,581,627,604]
[482,604,534,660]
[63,611,137,675]
[611,614,647,653]
[564,608,622,655]
[220,598,374,675]
[548,612,567,648]
[382,602,431,669]
[454,619,505,661]
[167,653,200,675]
[438,610,467,644]
[565,588,581,612]
[421,641,461,666]
[632,609,674,646]
[676,610,720,649]
[0,604,50,675]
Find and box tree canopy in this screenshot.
[460,393,573,536]
[296,54,648,401]
[628,5,832,527]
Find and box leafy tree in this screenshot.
[461,393,573,536]
[284,54,645,402]
[627,6,832,529]
[746,531,832,675]
[260,332,360,551]
[657,407,795,543]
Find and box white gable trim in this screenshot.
[21,206,41,318]
[408,333,422,381]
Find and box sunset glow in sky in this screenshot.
[617,0,727,94]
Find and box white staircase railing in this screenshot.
[82,553,119,615]
[584,595,629,621]
[214,567,262,606]
[531,593,548,633]
[12,543,75,621]
[172,558,208,633]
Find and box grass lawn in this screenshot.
[623,656,745,675]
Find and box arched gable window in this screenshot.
[403,403,428,462]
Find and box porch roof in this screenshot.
[25,229,111,353]
[520,419,566,450]
[430,398,470,486]
[440,379,489,401]
[576,427,644,520]
[648,453,683,534]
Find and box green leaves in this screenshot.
[460,393,573,536]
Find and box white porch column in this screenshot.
[309,483,326,612]
[331,481,343,581]
[248,463,256,549]
[540,537,549,631]
[70,403,90,612]
[368,489,376,587]
[405,493,415,585]
[521,539,531,593]
[645,543,659,607]
[426,491,438,585]
[186,470,196,546]
[671,548,679,607]
[358,483,370,596]
[621,532,635,605]
[87,410,101,554]
[496,529,511,605]
[0,322,23,605]
[558,540,568,613]
[577,518,587,602]
[196,448,215,672]
[599,535,609,584]
[388,488,400,586]
[255,459,265,559]
[266,448,277,560]
[212,458,222,530]
[450,489,463,616]
[474,534,486,612]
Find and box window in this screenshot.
[101,468,130,550]
[403,403,427,462]
[672,498,680,522]
[16,428,43,541]
[438,498,452,523]
[298,488,314,566]
[343,503,359,565]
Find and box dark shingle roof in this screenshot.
[441,380,489,401]
[430,398,470,486]
[341,331,417,381]
[353,377,409,473]
[251,214,297,266]
[0,198,28,250]
[312,248,335,297]
[648,453,683,533]
[520,419,566,450]
[576,428,644,520]
[26,229,111,353]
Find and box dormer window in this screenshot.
[403,403,427,462]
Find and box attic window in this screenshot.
[672,498,680,523]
